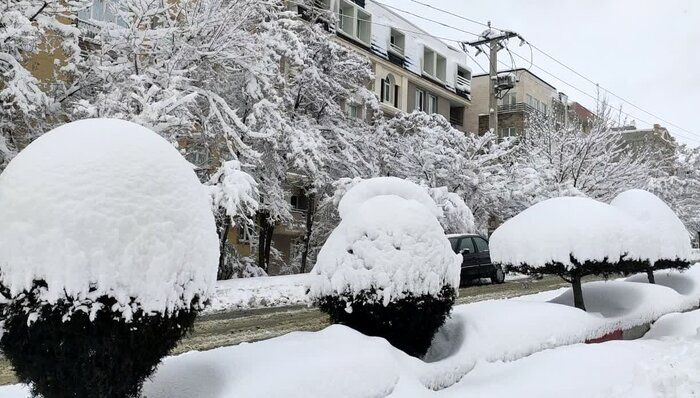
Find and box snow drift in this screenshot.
[0,118,219,318]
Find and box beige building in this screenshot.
[466,68,561,137]
[298,0,473,131]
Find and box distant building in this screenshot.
[466,68,561,137]
[612,123,677,163]
[296,0,473,130]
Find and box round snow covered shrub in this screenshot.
[310,178,460,357]
[0,119,219,397]
[611,189,692,272]
[490,197,649,310]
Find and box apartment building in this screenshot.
[612,123,677,171]
[298,0,473,130]
[467,68,561,137]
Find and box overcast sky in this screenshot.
[378,0,700,146]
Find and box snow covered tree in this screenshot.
[490,197,648,310]
[373,111,515,233]
[611,189,692,283]
[209,160,260,279]
[519,105,658,202]
[309,178,460,357]
[648,145,700,247]
[0,120,219,398]
[0,0,83,172]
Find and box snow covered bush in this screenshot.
[490,197,649,310]
[611,189,692,283]
[0,119,219,398]
[309,177,460,357]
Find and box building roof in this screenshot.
[473,68,557,91]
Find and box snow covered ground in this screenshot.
[2,266,699,397]
[205,274,318,313]
[206,271,532,313]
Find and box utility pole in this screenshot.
[463,23,518,135]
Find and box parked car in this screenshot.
[447,233,505,286]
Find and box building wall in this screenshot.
[467,69,558,136]
[466,75,490,134]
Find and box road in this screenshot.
[0,274,596,386]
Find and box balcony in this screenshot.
[388,42,404,56]
[498,102,537,114]
[76,18,101,37]
[455,75,471,92]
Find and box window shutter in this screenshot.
[380,79,385,102]
[394,85,399,108]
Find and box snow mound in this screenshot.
[611,189,692,262]
[309,193,460,304]
[549,280,697,322]
[337,177,441,219]
[644,309,700,339]
[626,267,700,295]
[141,325,421,398]
[0,118,219,318]
[205,274,317,313]
[489,197,650,268]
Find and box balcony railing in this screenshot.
[76,18,101,37]
[455,75,471,92]
[388,42,404,56]
[498,102,538,114]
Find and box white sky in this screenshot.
[377,0,700,146]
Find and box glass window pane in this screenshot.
[474,237,489,252]
[458,238,476,253]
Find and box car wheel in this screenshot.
[491,265,505,284]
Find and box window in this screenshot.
[526,94,533,106]
[500,92,517,106]
[422,46,447,82]
[457,238,476,254]
[380,74,399,108]
[77,0,125,25]
[427,93,438,114]
[389,29,405,55]
[415,88,425,111]
[291,193,309,211]
[542,104,548,115]
[338,0,371,45]
[499,127,518,138]
[348,104,361,118]
[474,237,489,253]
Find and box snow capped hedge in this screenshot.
[489,197,650,268]
[310,178,460,304]
[611,189,692,262]
[0,118,219,318]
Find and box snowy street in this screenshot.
[0,273,584,386]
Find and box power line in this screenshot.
[376,0,700,142]
[373,1,481,38]
[285,0,467,45]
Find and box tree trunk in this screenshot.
[263,224,274,270]
[257,212,269,271]
[217,216,232,280]
[572,273,586,311]
[646,266,656,284]
[299,193,316,273]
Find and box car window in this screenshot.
[474,237,489,252]
[448,238,459,252]
[457,238,475,254]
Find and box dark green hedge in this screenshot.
[317,285,456,357]
[0,282,197,398]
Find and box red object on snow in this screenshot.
[585,329,623,344]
